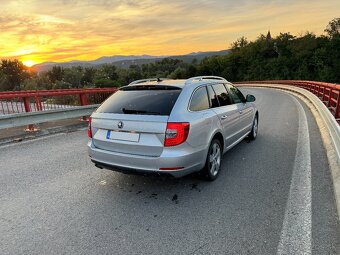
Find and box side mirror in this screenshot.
[246,94,256,102]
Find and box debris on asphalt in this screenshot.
[172,194,178,204]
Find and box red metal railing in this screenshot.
[236,80,340,122]
[0,88,117,130]
[0,88,117,114]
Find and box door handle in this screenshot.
[221,115,228,119]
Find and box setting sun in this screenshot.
[22,60,36,67]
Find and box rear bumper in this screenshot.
[87,140,207,177]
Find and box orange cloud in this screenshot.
[0,0,339,64]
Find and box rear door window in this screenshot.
[212,84,232,106]
[189,87,209,111]
[96,85,181,116]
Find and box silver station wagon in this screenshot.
[88,76,258,181]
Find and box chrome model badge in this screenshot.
[117,121,124,129]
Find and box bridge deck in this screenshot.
[0,88,339,254]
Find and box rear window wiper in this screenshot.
[122,108,161,115]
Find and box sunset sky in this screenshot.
[1,0,339,66]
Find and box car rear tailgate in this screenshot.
[91,112,168,157]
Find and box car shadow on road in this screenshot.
[99,169,206,205]
[93,136,259,201]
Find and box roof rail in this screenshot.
[185,76,227,85]
[128,78,169,86]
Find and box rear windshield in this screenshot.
[96,86,181,116]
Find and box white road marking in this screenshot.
[277,96,312,255]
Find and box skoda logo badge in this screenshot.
[117,121,124,129]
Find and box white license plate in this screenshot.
[106,130,140,142]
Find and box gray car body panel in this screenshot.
[88,77,257,177]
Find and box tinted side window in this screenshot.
[212,84,232,106]
[189,87,209,111]
[226,84,246,104]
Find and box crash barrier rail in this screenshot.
[0,88,117,131]
[235,80,340,124]
[0,105,99,130]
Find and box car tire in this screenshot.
[249,114,258,140]
[201,139,222,181]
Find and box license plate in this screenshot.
[106,130,140,142]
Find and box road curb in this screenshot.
[238,84,340,220]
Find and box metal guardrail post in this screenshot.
[317,85,321,98]
[23,97,31,112]
[23,97,37,132]
[335,95,340,121]
[35,96,43,111]
[79,93,89,121]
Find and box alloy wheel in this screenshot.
[209,143,221,176]
[253,117,258,138]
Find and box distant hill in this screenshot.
[32,50,230,72]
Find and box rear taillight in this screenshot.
[88,117,92,138]
[164,122,190,147]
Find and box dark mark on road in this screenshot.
[172,194,178,204]
[149,193,158,199]
[191,183,201,192]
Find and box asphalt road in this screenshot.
[0,88,339,255]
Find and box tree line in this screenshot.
[0,18,339,92]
